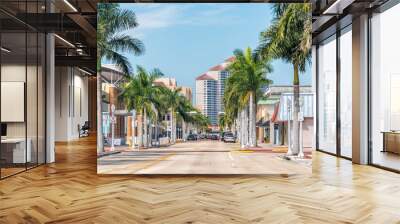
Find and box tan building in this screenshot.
[154,77,177,90]
[154,77,192,104]
[180,86,193,104]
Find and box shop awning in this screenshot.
[257,96,280,105]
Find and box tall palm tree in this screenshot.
[97,3,144,152]
[257,3,311,155]
[121,66,163,148]
[161,87,184,143]
[175,94,195,140]
[225,47,272,148]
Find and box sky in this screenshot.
[117,3,311,97]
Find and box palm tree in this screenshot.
[161,87,184,143]
[121,66,163,148]
[257,3,311,155]
[224,78,241,141]
[218,113,226,132]
[225,47,272,148]
[97,3,144,152]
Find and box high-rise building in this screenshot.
[195,57,234,125]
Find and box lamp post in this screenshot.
[298,98,304,158]
[131,109,136,150]
[111,104,116,151]
[287,98,293,156]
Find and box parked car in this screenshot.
[199,133,206,139]
[223,132,236,143]
[187,134,198,141]
[210,133,220,140]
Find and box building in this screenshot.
[195,57,233,126]
[101,64,131,149]
[313,0,400,171]
[154,77,192,104]
[180,86,193,104]
[256,85,314,147]
[154,77,177,90]
[153,77,193,141]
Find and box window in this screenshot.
[0,2,46,179]
[340,26,352,158]
[370,4,400,171]
[317,35,337,154]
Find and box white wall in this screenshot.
[55,67,89,141]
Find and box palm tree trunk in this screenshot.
[97,72,103,153]
[155,115,158,147]
[172,109,176,143]
[245,105,250,147]
[292,63,300,155]
[249,92,257,147]
[149,119,153,147]
[143,108,148,148]
[140,109,144,148]
[240,108,247,148]
[235,117,239,142]
[170,109,174,143]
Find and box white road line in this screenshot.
[228,151,234,161]
[228,151,235,168]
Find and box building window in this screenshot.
[339,26,352,158]
[317,35,337,154]
[370,4,400,171]
[0,3,46,179]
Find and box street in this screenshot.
[98,140,311,175]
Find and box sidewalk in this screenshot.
[240,143,313,159]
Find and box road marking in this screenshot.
[228,151,234,161]
[134,153,175,173]
[232,150,254,153]
[228,151,235,168]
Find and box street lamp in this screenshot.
[131,109,136,150]
[298,97,305,158]
[110,104,116,151]
[286,98,293,156]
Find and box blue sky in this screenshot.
[118,3,311,94]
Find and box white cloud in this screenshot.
[121,4,241,40]
[135,5,183,29]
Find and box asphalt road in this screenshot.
[97,140,311,175]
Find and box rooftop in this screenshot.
[196,73,218,81]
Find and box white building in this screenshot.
[195,57,234,126]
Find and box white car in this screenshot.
[223,133,236,143]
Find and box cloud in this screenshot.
[135,5,183,29]
[121,4,243,40]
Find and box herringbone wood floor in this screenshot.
[1,136,400,224]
